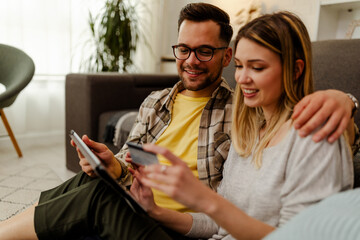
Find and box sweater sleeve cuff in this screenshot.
[185,212,218,238]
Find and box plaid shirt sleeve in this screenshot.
[196,80,234,190]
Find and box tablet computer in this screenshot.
[69,130,147,216]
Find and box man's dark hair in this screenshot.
[178,3,233,45]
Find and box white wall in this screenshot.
[217,0,320,41]
[161,0,319,50]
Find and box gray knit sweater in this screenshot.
[186,126,354,239]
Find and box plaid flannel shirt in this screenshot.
[115,78,233,190]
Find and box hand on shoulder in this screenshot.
[292,90,353,143]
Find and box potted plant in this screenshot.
[83,0,143,72]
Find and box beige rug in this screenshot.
[0,164,63,220]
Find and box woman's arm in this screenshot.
[148,205,193,234]
[203,193,275,240]
[129,168,193,234]
[140,144,275,239]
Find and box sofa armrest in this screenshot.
[65,73,179,172]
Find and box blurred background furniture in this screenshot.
[311,39,360,188]
[65,39,360,187]
[0,44,35,157]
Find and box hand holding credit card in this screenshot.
[126,142,159,166]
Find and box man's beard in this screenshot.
[180,66,222,91]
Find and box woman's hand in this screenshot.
[140,144,213,213]
[125,152,142,171]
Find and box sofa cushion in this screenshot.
[98,110,137,152]
[113,111,138,148]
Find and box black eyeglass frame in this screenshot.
[171,45,228,62]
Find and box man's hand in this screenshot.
[129,167,157,212]
[292,90,353,143]
[125,152,141,171]
[70,135,122,178]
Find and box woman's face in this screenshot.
[234,38,283,118]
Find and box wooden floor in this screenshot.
[0,134,76,182]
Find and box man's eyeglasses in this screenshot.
[172,45,227,62]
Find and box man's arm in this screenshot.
[292,90,358,147]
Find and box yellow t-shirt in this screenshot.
[154,93,210,212]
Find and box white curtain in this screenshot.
[0,0,102,141]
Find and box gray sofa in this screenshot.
[65,39,360,185]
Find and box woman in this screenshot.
[0,11,353,240]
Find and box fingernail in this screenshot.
[299,130,306,137]
[313,135,321,142]
[294,123,300,129]
[328,137,335,143]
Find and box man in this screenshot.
[80,3,234,214]
[0,3,358,239]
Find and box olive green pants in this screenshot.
[34,172,188,240]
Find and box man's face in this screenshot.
[176,20,232,94]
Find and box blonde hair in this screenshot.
[232,12,314,168]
